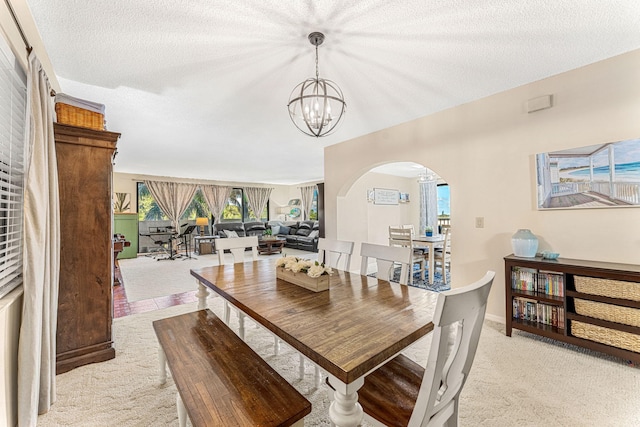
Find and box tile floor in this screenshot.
[113,281,197,318]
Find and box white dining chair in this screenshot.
[215,236,258,340]
[433,227,451,284]
[360,242,412,285]
[389,227,427,285]
[299,237,355,386]
[328,271,495,427]
[317,237,355,271]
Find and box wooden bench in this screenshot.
[153,309,311,427]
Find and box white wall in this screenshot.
[338,171,420,273]
[0,288,22,427]
[325,49,640,321]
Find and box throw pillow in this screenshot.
[279,225,290,235]
[224,230,239,238]
[308,230,319,239]
[271,225,281,235]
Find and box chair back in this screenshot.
[442,227,451,259]
[409,271,495,426]
[317,238,354,271]
[360,242,412,285]
[388,226,415,249]
[215,236,258,265]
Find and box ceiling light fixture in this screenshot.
[287,32,346,137]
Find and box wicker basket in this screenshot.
[574,299,640,328]
[571,320,640,353]
[55,103,104,130]
[574,276,640,302]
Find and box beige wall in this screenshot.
[325,49,640,321]
[113,172,314,221]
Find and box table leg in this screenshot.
[196,280,209,309]
[158,346,167,384]
[327,375,364,427]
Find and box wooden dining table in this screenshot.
[413,234,446,284]
[191,259,438,427]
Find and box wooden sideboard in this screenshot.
[55,123,121,374]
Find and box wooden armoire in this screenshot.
[54,123,121,374]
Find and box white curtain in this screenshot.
[144,181,198,230]
[200,185,233,223]
[243,187,272,221]
[299,185,316,220]
[18,52,60,426]
[419,180,438,234]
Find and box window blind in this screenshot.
[0,36,26,299]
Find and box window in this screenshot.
[308,188,318,220]
[221,188,269,222]
[437,184,450,221]
[0,37,27,299]
[137,183,210,222]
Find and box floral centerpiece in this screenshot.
[275,256,336,292]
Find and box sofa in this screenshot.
[213,221,267,238]
[213,220,319,252]
[269,220,319,252]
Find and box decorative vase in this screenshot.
[511,229,538,258]
[426,231,433,237]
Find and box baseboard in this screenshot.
[485,313,505,324]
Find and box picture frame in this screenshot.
[536,137,640,210]
[113,192,132,213]
[373,188,399,205]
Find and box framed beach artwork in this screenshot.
[536,137,640,210]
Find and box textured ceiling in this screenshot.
[25,0,640,184]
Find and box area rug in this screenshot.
[38,297,640,426]
[369,266,451,292]
[120,249,316,302]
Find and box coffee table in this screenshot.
[258,237,286,255]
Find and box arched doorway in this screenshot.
[335,161,450,287]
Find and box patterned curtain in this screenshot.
[300,185,316,220]
[243,187,273,221]
[419,180,438,234]
[144,181,198,230]
[200,185,233,224]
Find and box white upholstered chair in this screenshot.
[329,270,495,426]
[360,242,412,285]
[389,227,427,285]
[215,236,258,340]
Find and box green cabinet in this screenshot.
[114,213,138,258]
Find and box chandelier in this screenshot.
[287,32,346,137]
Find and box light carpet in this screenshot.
[38,296,640,426]
[120,249,316,302]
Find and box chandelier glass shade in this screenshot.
[287,32,346,137]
